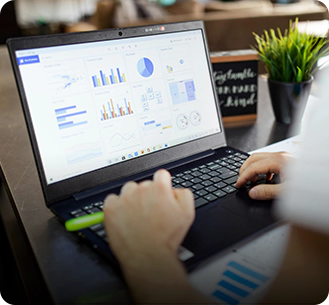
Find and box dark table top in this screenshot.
[0,45,292,304]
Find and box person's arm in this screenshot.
[260,224,329,304]
[103,169,211,304]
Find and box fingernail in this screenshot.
[249,188,258,199]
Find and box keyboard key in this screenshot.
[90,223,104,231]
[204,194,218,202]
[205,185,217,193]
[74,212,88,218]
[195,189,208,197]
[201,180,213,187]
[220,171,236,180]
[94,201,103,207]
[195,197,208,208]
[214,190,227,198]
[191,183,204,191]
[224,175,239,185]
[173,177,184,184]
[217,167,231,174]
[214,181,227,189]
[88,207,102,214]
[191,170,202,177]
[223,186,236,194]
[208,171,219,177]
[182,174,194,180]
[200,174,211,180]
[96,229,107,238]
[181,181,193,187]
[209,164,221,170]
[210,176,222,183]
[71,209,83,216]
[190,177,202,184]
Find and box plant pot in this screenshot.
[267,77,313,125]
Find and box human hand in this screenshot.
[103,169,195,266]
[235,152,295,200]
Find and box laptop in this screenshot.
[7,20,278,271]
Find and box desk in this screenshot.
[0,45,292,304]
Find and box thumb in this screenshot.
[248,184,282,200]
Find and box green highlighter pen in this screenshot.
[65,211,104,231]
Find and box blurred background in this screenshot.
[1,0,328,50]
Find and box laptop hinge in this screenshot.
[72,149,215,202]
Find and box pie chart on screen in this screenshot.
[137,57,154,78]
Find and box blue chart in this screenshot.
[92,68,127,88]
[45,60,87,96]
[55,105,87,130]
[66,142,103,164]
[169,79,196,105]
[137,57,154,78]
[212,261,269,305]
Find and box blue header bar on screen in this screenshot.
[17,55,40,66]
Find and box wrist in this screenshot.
[120,247,191,301]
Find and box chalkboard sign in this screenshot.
[210,50,258,127]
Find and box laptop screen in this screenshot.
[15,28,221,185]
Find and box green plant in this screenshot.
[253,18,329,82]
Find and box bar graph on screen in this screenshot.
[100,98,133,121]
[55,105,88,130]
[92,67,127,88]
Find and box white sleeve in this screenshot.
[275,99,329,235]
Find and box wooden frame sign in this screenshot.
[210,50,258,127]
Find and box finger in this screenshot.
[104,193,119,206]
[236,157,283,188]
[173,188,195,227]
[103,193,120,215]
[239,153,270,174]
[153,169,173,190]
[174,188,194,208]
[138,180,153,188]
[248,184,282,200]
[120,181,138,197]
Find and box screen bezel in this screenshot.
[7,21,227,205]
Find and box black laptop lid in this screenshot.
[7,21,226,205]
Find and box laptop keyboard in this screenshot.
[69,151,248,239]
[171,152,247,208]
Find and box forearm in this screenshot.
[261,224,329,304]
[120,250,212,304]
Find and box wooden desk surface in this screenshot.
[0,45,291,304]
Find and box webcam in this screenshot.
[118,31,123,36]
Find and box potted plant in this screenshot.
[253,18,329,124]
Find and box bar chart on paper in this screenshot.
[189,224,291,305]
[211,260,269,305]
[100,98,134,121]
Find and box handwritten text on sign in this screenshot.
[212,60,258,117]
